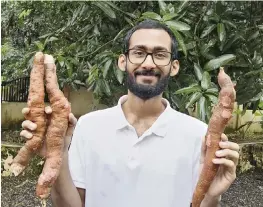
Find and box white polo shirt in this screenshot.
[68,95,208,207]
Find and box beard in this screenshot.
[125,67,170,100]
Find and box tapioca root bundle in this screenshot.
[11,52,47,176]
[191,67,236,207]
[10,52,71,199]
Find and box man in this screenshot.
[20,19,240,207]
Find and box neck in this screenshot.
[122,91,166,119]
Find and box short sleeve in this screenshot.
[191,123,208,197]
[68,117,86,189]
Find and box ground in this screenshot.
[1,130,263,207]
[1,170,263,207]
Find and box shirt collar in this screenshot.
[115,95,172,138]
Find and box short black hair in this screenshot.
[123,19,178,60]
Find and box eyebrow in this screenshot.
[131,45,169,52]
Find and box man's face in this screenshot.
[118,29,179,100]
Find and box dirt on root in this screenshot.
[1,170,263,207]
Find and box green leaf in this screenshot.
[92,2,116,19]
[197,96,207,122]
[258,25,263,30]
[222,20,237,29]
[205,88,219,96]
[200,24,216,38]
[204,93,218,105]
[142,12,161,21]
[177,0,189,13]
[163,13,178,21]
[186,92,202,108]
[34,41,44,51]
[193,63,203,81]
[175,85,201,95]
[248,31,259,42]
[102,80,111,96]
[158,0,167,16]
[113,28,127,42]
[74,80,86,87]
[115,68,124,84]
[105,2,136,19]
[165,20,191,31]
[201,71,211,90]
[204,54,236,71]
[169,27,187,56]
[252,99,260,114]
[222,34,243,53]
[103,59,112,78]
[217,23,226,42]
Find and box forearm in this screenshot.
[200,194,221,207]
[51,153,83,207]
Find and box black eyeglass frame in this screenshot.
[125,49,173,66]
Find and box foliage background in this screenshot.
[1,0,263,123]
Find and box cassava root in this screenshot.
[11,52,47,176]
[191,67,236,207]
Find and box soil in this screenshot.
[1,170,263,207]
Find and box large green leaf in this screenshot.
[103,59,112,78]
[197,96,207,122]
[200,24,216,38]
[205,87,219,96]
[158,0,167,16]
[217,23,226,42]
[114,67,124,84]
[222,20,237,29]
[193,63,203,81]
[204,93,218,105]
[201,71,211,90]
[186,92,202,108]
[142,12,161,21]
[169,27,187,56]
[165,20,191,31]
[92,2,116,19]
[204,54,236,71]
[163,13,178,21]
[175,84,201,95]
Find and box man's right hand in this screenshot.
[20,106,77,157]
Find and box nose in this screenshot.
[141,54,156,69]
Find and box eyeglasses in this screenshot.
[125,49,172,66]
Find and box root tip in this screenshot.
[10,163,25,176]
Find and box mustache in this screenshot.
[134,70,161,77]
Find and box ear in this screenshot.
[170,59,180,77]
[118,54,126,72]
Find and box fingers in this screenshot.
[20,130,33,139]
[45,106,52,114]
[212,158,236,174]
[221,133,228,142]
[21,120,37,131]
[219,141,240,152]
[22,108,30,115]
[215,148,240,165]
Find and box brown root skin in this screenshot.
[36,55,71,199]
[191,68,236,207]
[11,52,47,176]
